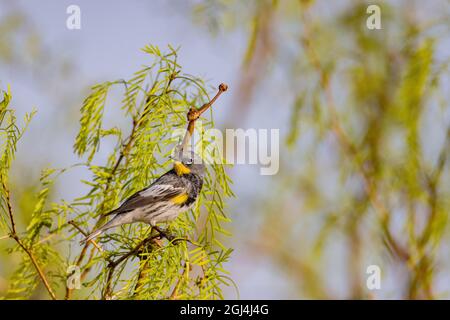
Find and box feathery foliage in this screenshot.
[0,45,234,300]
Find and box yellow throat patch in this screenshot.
[171,193,189,204]
[174,161,191,176]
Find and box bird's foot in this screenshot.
[153,226,178,243]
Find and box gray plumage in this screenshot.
[81,151,205,243]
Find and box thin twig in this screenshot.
[12,235,57,300]
[132,236,164,296]
[1,176,56,299]
[169,263,188,300]
[103,231,162,299]
[180,83,228,152]
[68,220,103,252]
[2,179,16,235]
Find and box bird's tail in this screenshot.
[80,215,125,244]
[80,228,104,244]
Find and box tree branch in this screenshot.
[2,179,16,235]
[103,230,162,299]
[1,177,56,300]
[68,220,103,253]
[169,262,188,300]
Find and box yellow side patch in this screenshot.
[174,161,191,176]
[171,193,189,204]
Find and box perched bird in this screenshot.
[81,150,205,243]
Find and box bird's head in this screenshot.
[171,146,205,177]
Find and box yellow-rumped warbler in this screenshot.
[81,150,205,243]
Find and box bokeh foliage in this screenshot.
[194,0,450,298]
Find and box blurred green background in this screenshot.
[1,0,450,299]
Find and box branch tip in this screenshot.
[219,83,228,92]
[180,82,228,151]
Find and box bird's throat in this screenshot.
[174,161,191,176]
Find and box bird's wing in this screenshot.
[106,171,186,215]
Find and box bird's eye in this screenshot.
[186,158,193,164]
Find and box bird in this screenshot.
[81,149,205,243]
